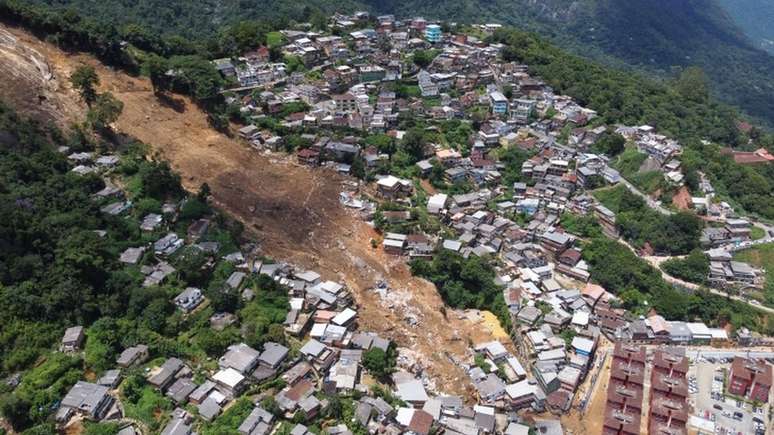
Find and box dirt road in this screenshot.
[0,23,511,397]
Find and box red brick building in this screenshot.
[604,344,646,435]
[648,350,689,435]
[728,357,772,402]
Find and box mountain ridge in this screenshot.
[716,0,774,53]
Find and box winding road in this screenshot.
[606,177,774,314]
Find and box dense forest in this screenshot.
[716,0,774,53]
[409,250,512,332]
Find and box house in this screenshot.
[213,367,247,396]
[219,343,261,374]
[61,326,85,352]
[539,231,572,257]
[517,306,541,325]
[334,92,357,113]
[186,219,210,241]
[418,70,438,97]
[329,353,360,391]
[475,341,509,361]
[140,213,163,231]
[238,407,274,435]
[166,377,197,404]
[384,233,407,255]
[58,381,113,422]
[174,287,204,313]
[425,24,442,43]
[213,58,236,76]
[238,125,260,140]
[198,397,221,422]
[490,91,508,115]
[259,342,289,369]
[376,175,413,199]
[299,339,337,371]
[324,142,360,163]
[148,358,184,391]
[427,193,448,214]
[297,148,320,166]
[394,372,429,405]
[571,336,595,357]
[510,99,535,124]
[189,381,216,405]
[116,344,149,368]
[160,408,193,435]
[505,379,544,409]
[728,357,772,402]
[154,232,184,256]
[407,234,434,257]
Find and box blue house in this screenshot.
[425,24,442,43]
[490,91,508,115]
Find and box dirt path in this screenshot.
[0,23,509,397]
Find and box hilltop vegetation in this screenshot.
[716,0,774,53]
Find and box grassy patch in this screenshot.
[750,226,766,240]
[611,147,647,177]
[592,184,630,213]
[200,397,253,435]
[734,243,774,306]
[629,170,664,194]
[266,31,286,48]
[123,386,172,431]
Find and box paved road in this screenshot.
[610,231,774,314]
[618,176,674,216]
[601,179,774,314]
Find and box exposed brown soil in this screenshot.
[0,23,509,397]
[672,185,692,211]
[0,27,84,127]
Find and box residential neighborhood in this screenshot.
[5,9,774,435]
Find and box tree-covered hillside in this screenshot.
[716,0,774,53]
[0,103,290,432]
[20,0,361,40]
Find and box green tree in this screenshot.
[0,394,31,431]
[121,374,146,403]
[362,347,394,379]
[70,64,100,106]
[145,55,170,93]
[412,50,436,68]
[662,249,710,284]
[400,127,427,163]
[87,92,124,132]
[676,67,709,103]
[591,133,626,156]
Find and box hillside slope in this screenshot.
[364,0,774,125]
[716,0,774,53]
[0,21,507,395]
[20,0,774,124]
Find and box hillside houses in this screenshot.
[44,11,774,435]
